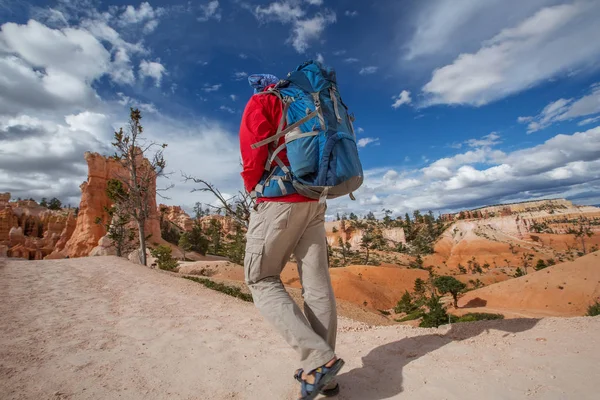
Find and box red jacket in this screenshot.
[239,85,315,203]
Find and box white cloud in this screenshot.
[198,1,222,22]
[519,84,600,132]
[357,127,364,134]
[316,53,324,63]
[139,60,166,87]
[345,10,358,17]
[289,12,336,53]
[117,2,165,33]
[117,92,158,114]
[404,0,566,61]
[253,2,335,53]
[359,66,378,75]
[230,94,237,101]
[0,20,111,114]
[333,50,346,56]
[239,53,248,59]
[233,71,248,80]
[254,1,305,23]
[202,84,222,92]
[219,105,235,114]
[327,126,600,217]
[422,2,600,106]
[305,0,323,5]
[391,90,412,108]
[357,137,380,148]
[465,132,501,148]
[344,57,359,63]
[579,116,600,126]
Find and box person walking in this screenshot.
[239,72,344,399]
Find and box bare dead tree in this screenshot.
[182,174,253,228]
[111,108,172,266]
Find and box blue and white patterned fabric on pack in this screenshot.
[248,74,280,93]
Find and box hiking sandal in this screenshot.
[298,359,345,400]
[294,369,340,397]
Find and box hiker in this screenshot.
[239,63,362,399]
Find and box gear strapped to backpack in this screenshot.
[249,60,363,202]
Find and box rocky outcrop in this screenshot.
[325,221,406,250]
[0,194,74,260]
[55,152,162,259]
[441,199,576,221]
[159,205,194,231]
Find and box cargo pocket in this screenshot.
[244,240,264,284]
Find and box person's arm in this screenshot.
[239,94,282,193]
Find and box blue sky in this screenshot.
[1,0,600,217]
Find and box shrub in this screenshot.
[395,310,424,323]
[184,276,253,302]
[395,291,417,314]
[587,300,600,317]
[419,296,457,328]
[534,259,548,271]
[150,245,179,271]
[456,313,504,322]
[513,267,526,278]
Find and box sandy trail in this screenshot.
[1,257,600,400]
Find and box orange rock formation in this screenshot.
[459,251,600,316]
[49,152,162,259]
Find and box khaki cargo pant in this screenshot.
[244,201,337,372]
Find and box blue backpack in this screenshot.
[249,60,363,202]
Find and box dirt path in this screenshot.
[1,257,600,400]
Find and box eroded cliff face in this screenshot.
[0,193,75,260]
[49,152,162,259]
[428,201,600,271]
[325,220,406,250]
[159,205,194,232]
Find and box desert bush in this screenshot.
[534,259,548,271]
[456,313,504,322]
[150,245,178,271]
[183,276,253,302]
[419,296,458,328]
[587,300,600,317]
[395,310,424,323]
[394,291,418,314]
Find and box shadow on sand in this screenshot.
[336,318,540,399]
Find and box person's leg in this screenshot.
[293,202,340,396]
[294,202,337,372]
[245,202,335,370]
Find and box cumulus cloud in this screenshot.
[357,137,380,148]
[345,10,358,17]
[391,90,412,108]
[518,83,600,132]
[422,1,600,106]
[0,5,242,208]
[316,53,324,63]
[252,1,336,53]
[326,126,600,217]
[198,1,222,22]
[344,57,359,63]
[139,60,166,87]
[289,12,336,53]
